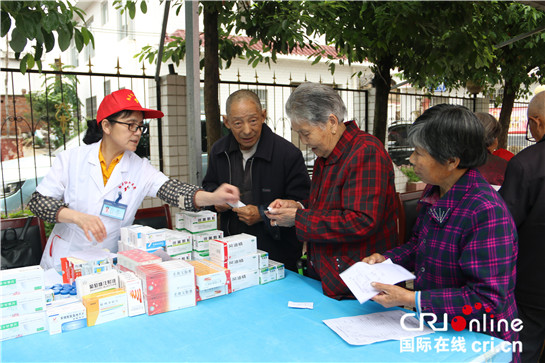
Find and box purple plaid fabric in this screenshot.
[384,169,519,344]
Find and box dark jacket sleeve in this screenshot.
[283,147,311,202]
[202,146,222,193]
[499,158,528,227]
[260,145,310,240]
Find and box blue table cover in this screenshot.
[1,271,512,362]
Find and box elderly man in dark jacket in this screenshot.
[203,90,310,271]
[500,90,545,362]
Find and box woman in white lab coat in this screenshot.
[29,89,239,270]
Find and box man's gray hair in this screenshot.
[225,89,262,115]
[285,82,347,127]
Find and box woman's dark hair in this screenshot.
[82,110,137,145]
[408,104,487,169]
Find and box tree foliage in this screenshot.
[240,1,498,142]
[112,1,544,147]
[1,1,94,74]
[26,63,82,148]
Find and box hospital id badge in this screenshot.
[100,199,128,220]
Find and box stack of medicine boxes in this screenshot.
[0,266,47,341]
[77,270,128,327]
[209,233,263,291]
[135,260,196,315]
[175,211,223,261]
[187,260,231,301]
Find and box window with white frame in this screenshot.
[118,12,134,40]
[83,16,95,61]
[101,1,109,25]
[70,39,79,67]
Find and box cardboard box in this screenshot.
[183,211,217,233]
[120,224,143,246]
[259,267,274,285]
[1,290,46,318]
[214,253,259,273]
[82,288,128,326]
[0,311,46,341]
[164,230,192,256]
[143,286,196,315]
[209,233,257,263]
[196,285,228,301]
[174,212,185,231]
[192,230,224,252]
[191,251,210,261]
[231,270,260,292]
[171,252,191,261]
[269,260,285,280]
[136,260,195,296]
[46,300,86,335]
[256,250,269,269]
[118,272,145,317]
[187,260,232,291]
[138,227,166,251]
[75,270,119,300]
[60,249,113,284]
[0,265,44,296]
[117,249,162,273]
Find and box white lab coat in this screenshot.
[37,141,168,270]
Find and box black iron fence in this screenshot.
[1,64,533,216]
[1,67,155,216]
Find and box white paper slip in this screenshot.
[227,201,246,208]
[340,260,415,304]
[288,301,314,309]
[323,310,434,346]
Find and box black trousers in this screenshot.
[518,303,545,363]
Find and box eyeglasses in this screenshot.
[525,117,536,143]
[109,119,149,134]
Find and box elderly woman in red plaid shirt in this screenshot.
[364,104,519,357]
[267,82,398,300]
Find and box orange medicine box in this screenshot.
[82,288,128,326]
[187,260,232,291]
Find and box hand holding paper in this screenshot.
[340,260,415,304]
[227,200,246,208]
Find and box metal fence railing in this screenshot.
[1,67,155,217]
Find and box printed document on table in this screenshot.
[340,259,415,304]
[323,310,434,345]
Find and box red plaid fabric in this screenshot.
[295,121,398,299]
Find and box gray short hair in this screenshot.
[474,112,501,148]
[285,82,347,127]
[225,89,262,115]
[408,104,487,168]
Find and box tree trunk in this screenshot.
[497,78,517,150]
[203,3,221,154]
[372,57,392,145]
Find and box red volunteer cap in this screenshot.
[96,89,164,124]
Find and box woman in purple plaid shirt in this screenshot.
[364,105,519,359]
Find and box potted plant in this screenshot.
[400,165,426,192]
